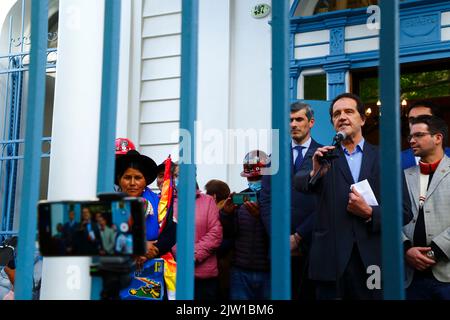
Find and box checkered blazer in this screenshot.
[403,155,450,287]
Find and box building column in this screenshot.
[40,0,105,300]
[326,67,348,100]
[325,22,349,100]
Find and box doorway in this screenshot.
[352,59,450,149]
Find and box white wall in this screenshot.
[135,0,273,193]
[196,0,231,191]
[139,0,182,180]
[227,0,272,192]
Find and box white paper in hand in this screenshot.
[350,179,379,206]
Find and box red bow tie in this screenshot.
[419,159,441,175]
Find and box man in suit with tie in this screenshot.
[402,115,450,300]
[260,101,321,300]
[402,100,450,169]
[295,93,388,299]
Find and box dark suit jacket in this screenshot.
[260,138,322,247]
[401,147,450,170]
[295,142,412,281]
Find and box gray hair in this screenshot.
[290,101,314,121]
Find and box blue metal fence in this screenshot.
[4,0,408,300]
[15,0,49,300]
[379,0,404,300]
[0,0,56,242]
[271,0,291,300]
[176,0,199,300]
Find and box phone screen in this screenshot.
[231,192,257,205]
[38,198,146,256]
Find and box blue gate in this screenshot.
[0,0,57,242]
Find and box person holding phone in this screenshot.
[220,150,271,300]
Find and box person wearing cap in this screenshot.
[220,150,271,300]
[115,149,177,265]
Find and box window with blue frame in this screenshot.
[304,74,327,100]
[314,0,379,14]
[0,1,58,242]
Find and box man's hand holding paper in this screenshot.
[347,179,379,220]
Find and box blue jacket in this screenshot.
[401,147,450,170]
[142,187,176,256]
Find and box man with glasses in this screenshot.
[403,115,450,300]
[401,101,450,169]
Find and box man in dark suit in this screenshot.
[62,210,79,253]
[402,100,450,169]
[294,93,412,300]
[260,101,321,300]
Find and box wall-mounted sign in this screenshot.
[251,4,271,19]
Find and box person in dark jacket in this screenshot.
[260,101,321,300]
[220,150,270,300]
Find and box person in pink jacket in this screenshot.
[171,165,223,300]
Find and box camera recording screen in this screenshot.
[38,199,145,256]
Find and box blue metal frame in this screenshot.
[291,0,450,100]
[379,0,405,300]
[271,0,291,300]
[97,0,122,194]
[176,0,199,300]
[15,0,49,300]
[0,2,55,242]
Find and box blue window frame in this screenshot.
[0,0,57,242]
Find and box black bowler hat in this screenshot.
[115,150,158,185]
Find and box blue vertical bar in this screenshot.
[94,0,122,300]
[176,0,198,300]
[379,0,404,300]
[97,0,121,194]
[15,0,48,300]
[271,0,291,300]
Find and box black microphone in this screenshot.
[310,131,346,186]
[332,131,347,146]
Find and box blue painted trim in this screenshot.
[345,35,379,42]
[176,0,198,301]
[289,0,300,18]
[295,41,329,48]
[94,0,122,301]
[291,0,450,33]
[15,0,48,300]
[97,0,121,195]
[271,0,291,300]
[330,27,345,55]
[379,0,404,300]
[294,40,450,70]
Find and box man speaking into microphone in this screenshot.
[294,93,383,300]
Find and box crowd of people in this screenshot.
[1,92,449,300]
